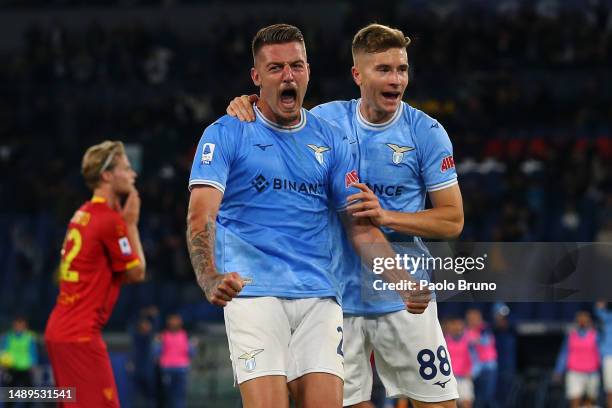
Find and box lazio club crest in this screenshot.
[239,349,264,372]
[386,143,415,164]
[307,144,331,165]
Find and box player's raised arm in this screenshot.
[121,188,147,283]
[187,119,246,306]
[186,186,244,306]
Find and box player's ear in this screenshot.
[251,67,261,87]
[351,66,361,86]
[99,170,112,183]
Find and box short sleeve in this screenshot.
[310,104,324,116]
[310,103,332,118]
[415,115,458,192]
[327,126,360,210]
[101,214,140,273]
[189,122,236,193]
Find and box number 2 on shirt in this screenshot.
[59,228,82,282]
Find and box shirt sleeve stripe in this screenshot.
[427,178,458,192]
[188,179,226,193]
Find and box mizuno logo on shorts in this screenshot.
[434,379,451,388]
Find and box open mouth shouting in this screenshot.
[381,91,401,103]
[279,87,298,110]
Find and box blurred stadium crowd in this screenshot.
[0,0,611,328]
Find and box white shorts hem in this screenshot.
[236,370,287,385]
[387,391,459,403]
[343,395,371,406]
[287,367,344,383]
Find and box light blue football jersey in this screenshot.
[189,106,359,302]
[312,99,458,315]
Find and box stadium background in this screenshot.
[0,0,611,406]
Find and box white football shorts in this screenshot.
[223,296,344,384]
[343,302,458,405]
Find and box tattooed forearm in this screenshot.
[187,216,217,297]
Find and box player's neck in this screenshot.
[359,100,395,124]
[92,187,120,211]
[256,99,301,127]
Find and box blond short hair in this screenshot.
[352,24,411,63]
[81,140,125,190]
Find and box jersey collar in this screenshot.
[91,196,106,203]
[254,105,307,133]
[356,99,403,131]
